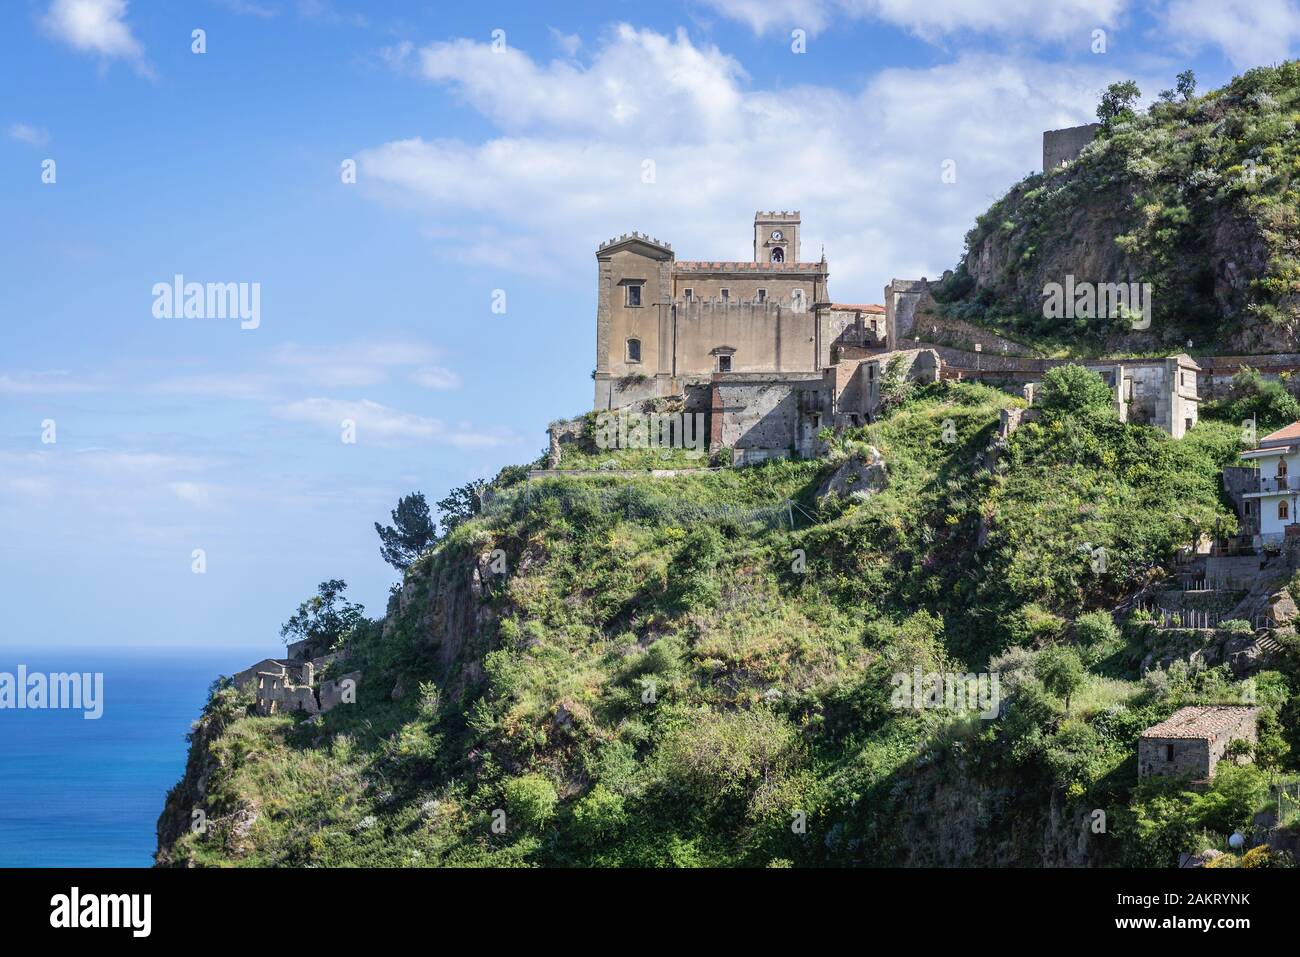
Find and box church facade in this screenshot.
[592,212,887,410]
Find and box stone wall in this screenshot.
[1138,736,1211,779]
[710,373,827,464]
[1043,123,1100,171]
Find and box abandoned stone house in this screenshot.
[1138,705,1258,780]
[233,650,359,717]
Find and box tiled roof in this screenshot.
[673,261,825,272]
[830,303,885,314]
[1140,706,1258,740]
[1261,421,1300,445]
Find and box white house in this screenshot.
[1240,421,1300,540]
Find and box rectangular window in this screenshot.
[720,289,730,303]
[626,284,642,307]
[1165,743,1174,762]
[756,289,767,303]
[717,355,732,373]
[683,288,693,302]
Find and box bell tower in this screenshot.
[754,211,800,264]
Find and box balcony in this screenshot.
[1242,475,1300,495]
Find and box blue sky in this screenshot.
[2,0,1298,651]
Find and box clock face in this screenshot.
[771,230,783,241]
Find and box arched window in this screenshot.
[791,288,805,313]
[1281,500,1289,521]
[1280,459,1289,478]
[626,338,641,363]
[771,247,784,263]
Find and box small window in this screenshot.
[626,284,643,307]
[1281,500,1290,521]
[1280,459,1289,478]
[756,289,767,303]
[771,247,784,263]
[1245,501,1253,515]
[867,365,875,380]
[1165,743,1174,762]
[626,338,641,363]
[791,289,805,312]
[683,288,693,302]
[1181,372,1187,387]
[720,289,730,303]
[717,354,732,373]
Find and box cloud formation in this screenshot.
[361,25,1155,301]
[42,0,151,74]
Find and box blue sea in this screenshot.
[0,648,258,867]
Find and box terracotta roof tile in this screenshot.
[1140,706,1258,740]
[1261,421,1300,445]
[830,303,885,314]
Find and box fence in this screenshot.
[1133,600,1269,631]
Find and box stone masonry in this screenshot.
[1138,706,1258,780]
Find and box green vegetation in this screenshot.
[936,62,1300,353]
[160,368,1300,868]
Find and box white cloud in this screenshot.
[8,123,51,146]
[277,397,516,448]
[149,372,278,400]
[170,481,211,505]
[0,370,94,394]
[412,366,462,390]
[1164,0,1300,68]
[549,28,582,57]
[702,0,1127,39]
[42,0,150,74]
[413,25,747,136]
[362,27,1153,301]
[271,340,444,388]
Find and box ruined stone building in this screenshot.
[233,649,359,717]
[1138,706,1258,780]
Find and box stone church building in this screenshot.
[592,212,888,412]
[582,208,1198,465]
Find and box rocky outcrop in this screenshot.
[816,447,887,501]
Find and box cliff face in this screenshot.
[942,62,1300,354]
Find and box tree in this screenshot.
[280,579,366,652]
[1035,645,1085,713]
[1176,69,1196,101]
[1073,610,1121,664]
[436,480,486,537]
[374,492,437,571]
[1097,80,1141,124]
[1037,364,1115,417]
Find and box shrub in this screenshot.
[572,785,627,844]
[1037,365,1115,417]
[502,774,559,831]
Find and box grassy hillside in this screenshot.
[157,374,1300,868]
[935,62,1300,355]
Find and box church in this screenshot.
[591,211,890,412]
